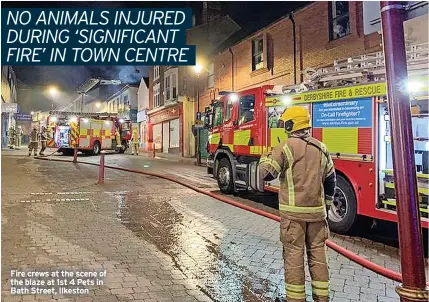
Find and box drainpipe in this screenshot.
[380,2,428,301]
[229,48,234,91]
[289,13,297,85]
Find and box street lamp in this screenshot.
[193,63,203,165]
[47,86,58,111]
[48,86,58,97]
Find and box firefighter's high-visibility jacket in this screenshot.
[130,130,139,143]
[30,128,38,142]
[40,129,48,142]
[259,134,336,222]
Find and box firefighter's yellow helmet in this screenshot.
[280,106,311,133]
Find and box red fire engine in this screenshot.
[204,44,428,234]
[47,111,132,155]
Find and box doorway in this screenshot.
[162,121,169,153]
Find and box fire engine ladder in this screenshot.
[49,111,120,119]
[267,42,429,94]
[315,42,429,87]
[311,42,429,216]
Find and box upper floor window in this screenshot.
[207,63,214,88]
[164,69,178,102]
[124,95,129,106]
[153,83,161,108]
[252,37,264,71]
[153,66,160,81]
[238,95,255,125]
[329,1,350,40]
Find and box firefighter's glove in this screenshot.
[259,153,281,181]
[260,167,276,182]
[325,194,334,207]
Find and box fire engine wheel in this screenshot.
[92,141,101,155]
[327,174,357,234]
[217,158,234,194]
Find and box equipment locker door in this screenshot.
[199,128,209,159]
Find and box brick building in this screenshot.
[147,2,240,157]
[197,1,382,109]
[148,1,428,159]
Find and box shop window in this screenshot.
[238,95,255,125]
[329,1,350,40]
[208,63,214,88]
[153,83,161,108]
[252,37,264,71]
[153,66,160,81]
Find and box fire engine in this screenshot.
[204,42,428,234]
[46,111,132,155]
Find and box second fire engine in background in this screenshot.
[47,112,132,156]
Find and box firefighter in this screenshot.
[28,126,39,157]
[258,106,336,302]
[8,126,15,149]
[39,126,48,156]
[15,125,23,149]
[130,129,139,155]
[115,127,122,148]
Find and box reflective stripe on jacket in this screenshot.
[259,134,335,222]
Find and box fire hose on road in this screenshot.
[36,155,429,287]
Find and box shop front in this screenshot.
[136,110,148,150]
[148,104,182,155]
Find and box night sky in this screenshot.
[4,1,308,111]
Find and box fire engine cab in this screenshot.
[204,43,428,234]
[47,111,132,155]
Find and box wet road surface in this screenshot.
[1,151,420,301]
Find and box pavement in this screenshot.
[1,148,424,301]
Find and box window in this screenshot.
[238,95,255,125]
[153,83,161,108]
[124,95,129,106]
[153,66,160,81]
[208,63,214,88]
[329,1,350,40]
[252,37,264,71]
[164,70,178,102]
[214,103,224,127]
[225,98,234,122]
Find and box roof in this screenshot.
[143,77,149,87]
[211,2,311,56]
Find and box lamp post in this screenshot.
[48,86,58,111]
[194,64,202,166]
[380,2,428,301]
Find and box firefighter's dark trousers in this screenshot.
[40,141,47,155]
[281,219,330,302]
[28,142,38,156]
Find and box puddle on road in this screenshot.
[110,191,277,302]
